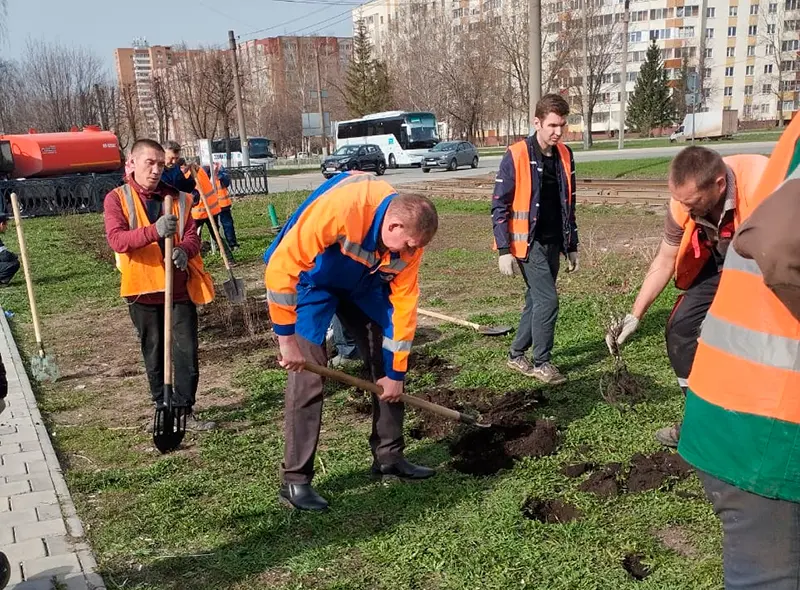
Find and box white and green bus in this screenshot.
[335,111,439,168]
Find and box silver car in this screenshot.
[422,141,479,172]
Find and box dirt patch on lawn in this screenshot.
[521,498,581,523]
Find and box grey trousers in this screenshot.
[281,302,405,485]
[699,470,800,589]
[509,241,561,365]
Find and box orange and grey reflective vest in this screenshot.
[679,114,800,502]
[492,137,575,258]
[212,168,232,209]
[669,154,768,290]
[190,167,221,220]
[114,184,215,305]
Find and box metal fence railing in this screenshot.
[0,173,124,218]
[227,164,269,196]
[0,164,269,218]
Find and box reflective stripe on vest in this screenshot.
[383,336,413,352]
[501,139,572,259]
[267,290,297,306]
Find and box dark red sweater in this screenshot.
[104,177,201,304]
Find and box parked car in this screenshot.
[422,141,479,172]
[322,144,386,178]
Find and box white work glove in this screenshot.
[605,313,640,355]
[498,253,516,276]
[172,247,188,271]
[566,251,579,273]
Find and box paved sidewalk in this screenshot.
[0,308,105,590]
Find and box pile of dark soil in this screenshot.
[449,419,558,476]
[521,498,581,523]
[567,451,692,497]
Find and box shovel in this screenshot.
[153,195,188,454]
[417,308,513,336]
[9,193,60,382]
[191,168,246,304]
[303,361,491,428]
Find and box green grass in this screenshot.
[267,167,319,176]
[478,129,781,155]
[578,157,672,179]
[1,196,726,589]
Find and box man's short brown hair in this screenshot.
[131,139,165,156]
[391,193,439,244]
[163,141,182,153]
[669,146,727,190]
[535,93,570,120]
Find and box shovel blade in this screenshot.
[223,277,246,304]
[477,325,513,337]
[30,353,60,383]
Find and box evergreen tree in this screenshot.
[344,20,393,116]
[626,40,676,136]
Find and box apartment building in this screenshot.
[355,0,800,133]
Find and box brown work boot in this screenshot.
[531,362,567,385]
[507,355,537,377]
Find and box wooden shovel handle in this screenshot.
[417,308,481,330]
[163,195,173,387]
[9,193,44,352]
[303,361,475,425]
[190,167,234,272]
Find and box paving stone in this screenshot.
[14,518,67,542]
[11,491,58,511]
[22,553,80,580]
[1,508,38,527]
[1,538,47,563]
[36,504,63,522]
[0,480,31,497]
[28,476,54,493]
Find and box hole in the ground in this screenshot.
[521,498,581,523]
[622,553,651,581]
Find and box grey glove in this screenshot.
[172,247,188,271]
[155,214,178,238]
[498,253,516,276]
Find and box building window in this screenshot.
[789,0,800,8]
[763,83,772,94]
[783,100,795,111]
[627,71,638,82]
[746,65,755,75]
[747,45,756,56]
[767,23,776,33]
[748,25,758,35]
[706,28,715,37]
[745,85,754,94]
[676,5,699,16]
[770,2,779,11]
[724,86,734,96]
[744,105,753,117]
[704,67,712,78]
[707,6,716,16]
[705,47,714,57]
[727,47,736,57]
[629,31,643,42]
[765,64,774,73]
[761,103,770,114]
[728,26,737,36]
[725,66,735,76]
[751,4,759,14]
[783,39,800,50]
[729,5,738,15]
[679,26,695,38]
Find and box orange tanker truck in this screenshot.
[0,126,124,216]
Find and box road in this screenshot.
[266,140,777,193]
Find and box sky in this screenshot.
[2,0,355,72]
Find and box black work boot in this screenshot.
[279,483,329,511]
[371,458,436,481]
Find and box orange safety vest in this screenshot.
[670,154,768,290]
[680,113,800,501]
[211,168,232,209]
[190,167,221,220]
[502,139,572,259]
[114,184,215,305]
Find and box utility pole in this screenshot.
[529,0,542,134]
[228,30,250,166]
[618,0,630,149]
[315,45,328,156]
[582,1,591,149]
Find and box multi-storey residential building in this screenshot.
[355,0,800,136]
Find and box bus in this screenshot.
[203,136,276,167]
[335,111,439,168]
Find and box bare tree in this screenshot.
[567,0,621,146]
[118,82,142,150]
[758,3,799,127]
[150,74,173,143]
[168,48,219,140]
